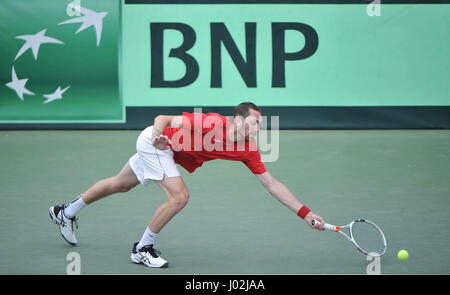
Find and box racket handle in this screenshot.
[311,219,336,231]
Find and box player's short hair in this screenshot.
[233,102,261,118]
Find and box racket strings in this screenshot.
[351,221,386,256]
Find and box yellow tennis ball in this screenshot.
[398,250,409,261]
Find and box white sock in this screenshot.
[136,227,158,250]
[64,195,87,218]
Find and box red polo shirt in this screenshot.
[162,112,267,175]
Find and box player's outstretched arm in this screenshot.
[255,171,325,230]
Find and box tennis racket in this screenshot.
[312,218,387,257]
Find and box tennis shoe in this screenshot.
[130,242,168,268]
[49,204,78,246]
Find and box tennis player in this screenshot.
[49,102,325,268]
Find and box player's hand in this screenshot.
[152,135,170,150]
[304,212,325,231]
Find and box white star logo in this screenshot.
[59,5,108,47]
[5,67,35,101]
[43,86,71,104]
[15,29,64,61]
[5,4,108,108]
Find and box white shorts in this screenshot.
[129,126,181,186]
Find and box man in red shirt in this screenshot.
[49,102,325,268]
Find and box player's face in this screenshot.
[243,109,262,141]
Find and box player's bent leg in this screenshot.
[150,175,189,233]
[131,175,188,268]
